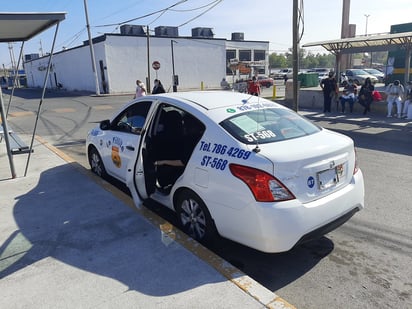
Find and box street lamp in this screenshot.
[364,14,370,35]
[171,39,178,92]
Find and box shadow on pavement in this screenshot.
[306,113,412,156]
[0,164,225,296]
[2,88,94,99]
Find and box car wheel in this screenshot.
[176,190,217,244]
[88,146,107,178]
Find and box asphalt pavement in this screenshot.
[0,135,294,308]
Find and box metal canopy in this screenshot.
[0,12,65,42]
[0,12,65,179]
[303,31,412,54]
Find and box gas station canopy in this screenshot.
[303,31,412,54]
[0,12,65,42]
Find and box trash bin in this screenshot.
[298,73,319,88]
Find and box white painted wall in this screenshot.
[24,34,268,94]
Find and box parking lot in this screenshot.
[1,88,411,308]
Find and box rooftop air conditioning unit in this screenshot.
[154,26,179,37]
[191,27,214,38]
[120,25,145,36]
[231,32,244,41]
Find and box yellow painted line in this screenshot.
[37,136,296,309]
[92,105,113,110]
[8,111,35,117]
[51,108,76,113]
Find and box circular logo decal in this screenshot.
[226,108,236,113]
[307,176,315,188]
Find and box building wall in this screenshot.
[24,34,268,94]
[24,42,105,92]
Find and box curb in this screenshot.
[35,136,296,309]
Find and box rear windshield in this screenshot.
[220,108,320,144]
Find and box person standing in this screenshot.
[358,77,375,115]
[152,79,166,94]
[133,80,146,98]
[385,79,404,118]
[320,71,338,113]
[402,80,412,119]
[247,76,261,96]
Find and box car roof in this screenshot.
[141,91,284,123]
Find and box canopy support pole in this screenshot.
[404,46,411,84]
[0,87,16,178]
[6,41,25,117]
[24,21,60,177]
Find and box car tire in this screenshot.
[88,146,107,178]
[176,190,217,244]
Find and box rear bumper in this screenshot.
[224,170,364,253]
[293,206,360,248]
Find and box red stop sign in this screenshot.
[152,61,160,70]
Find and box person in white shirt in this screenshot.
[133,79,146,98]
[385,80,404,118]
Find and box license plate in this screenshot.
[317,166,341,190]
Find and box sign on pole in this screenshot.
[152,61,160,70]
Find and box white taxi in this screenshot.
[86,91,364,253]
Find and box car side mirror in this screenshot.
[100,119,111,130]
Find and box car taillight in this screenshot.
[353,148,359,175]
[229,164,295,202]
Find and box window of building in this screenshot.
[239,50,251,61]
[226,49,237,74]
[254,50,265,61]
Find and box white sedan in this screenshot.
[86,91,364,253]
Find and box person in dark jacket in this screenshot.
[152,79,166,94]
[320,71,338,113]
[358,77,375,115]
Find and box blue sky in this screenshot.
[1,0,411,67]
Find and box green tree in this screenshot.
[269,53,287,68]
[269,48,335,69]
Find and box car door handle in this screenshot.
[126,145,135,151]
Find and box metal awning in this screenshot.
[303,31,412,54]
[0,12,66,179]
[0,12,65,42]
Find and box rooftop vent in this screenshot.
[191,27,214,38]
[154,26,179,37]
[231,32,244,41]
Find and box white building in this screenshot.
[24,26,269,94]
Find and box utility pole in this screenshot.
[171,40,178,92]
[292,0,299,112]
[364,14,370,35]
[146,25,151,93]
[84,0,100,96]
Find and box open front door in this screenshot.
[126,102,159,208]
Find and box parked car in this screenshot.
[257,75,274,87]
[316,71,348,87]
[232,78,248,93]
[271,68,293,80]
[345,69,378,85]
[86,91,365,253]
[362,68,385,83]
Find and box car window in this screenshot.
[112,101,152,134]
[220,108,320,144]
